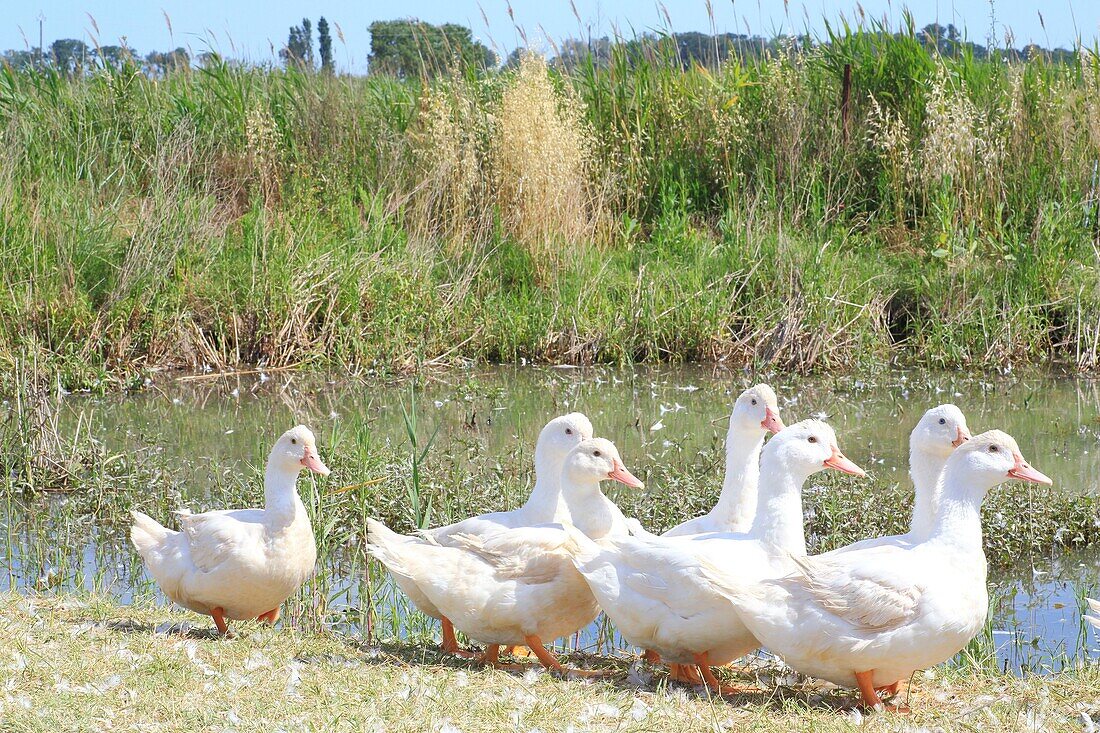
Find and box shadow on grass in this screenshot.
[77,612,896,715]
[321,635,881,715]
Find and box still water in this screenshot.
[3,366,1099,674]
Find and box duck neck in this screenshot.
[264,462,306,527]
[747,450,808,556]
[924,474,986,556]
[708,428,765,532]
[561,478,623,540]
[908,445,949,540]
[520,449,566,523]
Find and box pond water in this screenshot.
[3,366,1098,675]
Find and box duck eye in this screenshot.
[565,428,572,435]
[751,399,757,406]
[989,445,999,453]
[938,418,946,425]
[593,450,602,457]
[291,438,297,445]
[807,436,817,444]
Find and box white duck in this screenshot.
[371,413,592,655]
[130,425,329,634]
[663,383,784,537]
[1086,599,1100,629]
[700,430,1052,712]
[831,404,970,555]
[367,438,643,672]
[563,420,864,693]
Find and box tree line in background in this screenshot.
[0,17,1080,78]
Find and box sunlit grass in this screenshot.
[1,593,1097,732]
[1,24,1098,390]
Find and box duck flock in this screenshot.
[129,383,1082,715]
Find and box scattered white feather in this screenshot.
[244,650,270,671]
[284,661,302,699]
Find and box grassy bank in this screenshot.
[2,23,1100,391]
[1,593,1097,732]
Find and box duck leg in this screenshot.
[210,607,229,636]
[876,680,902,696]
[257,608,281,625]
[523,635,611,677]
[441,618,479,658]
[695,652,749,696]
[642,649,661,664]
[855,670,910,713]
[668,663,704,685]
[476,644,526,672]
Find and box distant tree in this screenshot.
[318,16,334,73]
[144,47,190,76]
[1,49,41,71]
[550,37,612,71]
[93,44,136,69]
[301,18,313,67]
[503,47,524,70]
[368,20,495,78]
[197,51,220,69]
[49,39,89,76]
[282,19,315,69]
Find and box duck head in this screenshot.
[765,419,865,480]
[562,438,644,490]
[912,404,971,456]
[271,426,330,476]
[730,383,785,435]
[535,412,594,466]
[947,430,1052,491]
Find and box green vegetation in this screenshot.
[2,593,1097,731]
[1,19,1099,391]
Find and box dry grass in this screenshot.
[1,593,1097,732]
[495,53,599,256]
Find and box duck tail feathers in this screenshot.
[129,510,173,557]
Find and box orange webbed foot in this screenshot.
[668,662,704,686]
[695,653,749,696]
[477,645,527,672]
[856,670,911,714]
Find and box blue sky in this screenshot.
[3,1,1096,71]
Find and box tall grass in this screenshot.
[2,21,1099,390]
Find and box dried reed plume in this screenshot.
[494,52,598,255]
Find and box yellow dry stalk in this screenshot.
[410,81,491,244]
[494,52,597,258]
[244,105,282,204]
[918,64,979,189]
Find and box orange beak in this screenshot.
[823,445,865,476]
[608,459,644,489]
[952,426,971,448]
[301,447,331,476]
[1007,453,1052,485]
[761,407,785,434]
